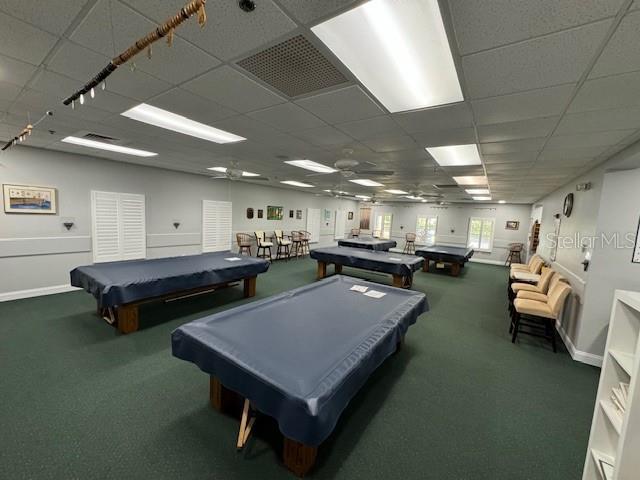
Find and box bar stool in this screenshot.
[403,233,416,254]
[350,228,360,238]
[254,231,273,261]
[236,233,252,256]
[299,230,311,256]
[290,231,303,259]
[505,243,523,266]
[274,230,291,260]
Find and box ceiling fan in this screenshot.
[307,149,394,178]
[209,161,269,181]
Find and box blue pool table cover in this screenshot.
[337,236,397,251]
[171,275,428,446]
[310,246,424,277]
[415,245,474,262]
[70,252,270,308]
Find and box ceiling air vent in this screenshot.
[82,133,120,143]
[237,34,348,98]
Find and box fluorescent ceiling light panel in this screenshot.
[384,189,409,194]
[499,200,506,204]
[284,159,337,173]
[122,104,245,144]
[349,179,384,187]
[405,195,423,200]
[473,196,492,201]
[280,180,314,188]
[61,136,157,157]
[427,144,481,167]
[355,195,371,199]
[312,0,463,113]
[465,188,490,195]
[207,167,260,177]
[453,175,488,186]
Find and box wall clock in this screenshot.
[563,193,574,217]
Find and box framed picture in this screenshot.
[296,209,302,220]
[267,206,283,220]
[348,211,354,220]
[3,184,57,214]
[289,209,294,218]
[257,209,263,219]
[323,209,332,222]
[246,208,254,219]
[505,220,519,230]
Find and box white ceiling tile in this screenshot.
[102,68,172,101]
[182,66,285,113]
[291,125,353,147]
[537,146,608,160]
[463,20,611,99]
[247,102,326,132]
[545,130,635,149]
[481,138,547,154]
[569,71,640,112]
[296,85,383,124]
[148,88,237,125]
[556,106,640,135]
[211,114,283,141]
[486,162,534,172]
[0,11,57,65]
[275,0,359,24]
[0,0,90,35]
[47,41,110,82]
[29,69,81,100]
[471,84,575,125]
[122,0,297,61]
[477,117,557,143]
[482,152,539,164]
[412,127,477,147]
[393,103,474,134]
[0,81,22,102]
[0,54,38,86]
[361,135,418,153]
[590,11,640,79]
[336,116,404,140]
[449,0,624,55]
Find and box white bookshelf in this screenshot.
[583,290,640,480]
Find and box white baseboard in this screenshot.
[0,284,81,302]
[469,258,506,266]
[556,321,603,368]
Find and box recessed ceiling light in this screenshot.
[465,188,490,195]
[280,180,314,188]
[349,179,384,187]
[499,200,506,204]
[121,103,246,144]
[207,167,260,177]
[355,194,371,199]
[384,189,409,194]
[312,0,463,113]
[421,199,428,203]
[427,144,481,167]
[61,136,157,157]
[284,159,337,173]
[453,175,488,186]
[473,196,492,201]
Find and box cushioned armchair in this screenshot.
[254,231,273,261]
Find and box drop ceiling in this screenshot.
[1,0,639,204]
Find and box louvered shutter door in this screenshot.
[91,191,121,263]
[119,193,146,260]
[202,200,232,252]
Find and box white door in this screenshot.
[306,208,321,243]
[334,210,346,239]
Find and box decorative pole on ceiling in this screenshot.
[1,111,54,152]
[61,0,207,109]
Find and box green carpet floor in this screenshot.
[0,260,599,479]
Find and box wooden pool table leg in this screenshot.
[422,259,430,272]
[244,276,257,297]
[283,438,318,477]
[451,263,461,277]
[392,274,404,288]
[334,263,343,274]
[316,261,327,280]
[116,304,139,334]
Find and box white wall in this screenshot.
[0,146,359,297]
[370,202,531,263]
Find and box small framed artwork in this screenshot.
[348,211,354,220]
[505,220,520,230]
[257,209,263,219]
[289,209,294,218]
[296,209,302,220]
[323,209,332,222]
[3,184,57,214]
[267,206,283,220]
[246,208,254,219]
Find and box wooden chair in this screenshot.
[299,231,311,256]
[350,228,360,238]
[372,230,381,238]
[510,281,572,352]
[505,243,523,266]
[236,233,252,256]
[254,231,273,261]
[290,231,303,259]
[274,230,291,260]
[403,233,416,254]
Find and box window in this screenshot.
[91,190,146,263]
[416,216,437,245]
[468,217,495,252]
[202,200,232,252]
[374,213,393,239]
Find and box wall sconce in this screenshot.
[173,221,181,229]
[582,251,591,272]
[63,221,74,231]
[576,182,592,191]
